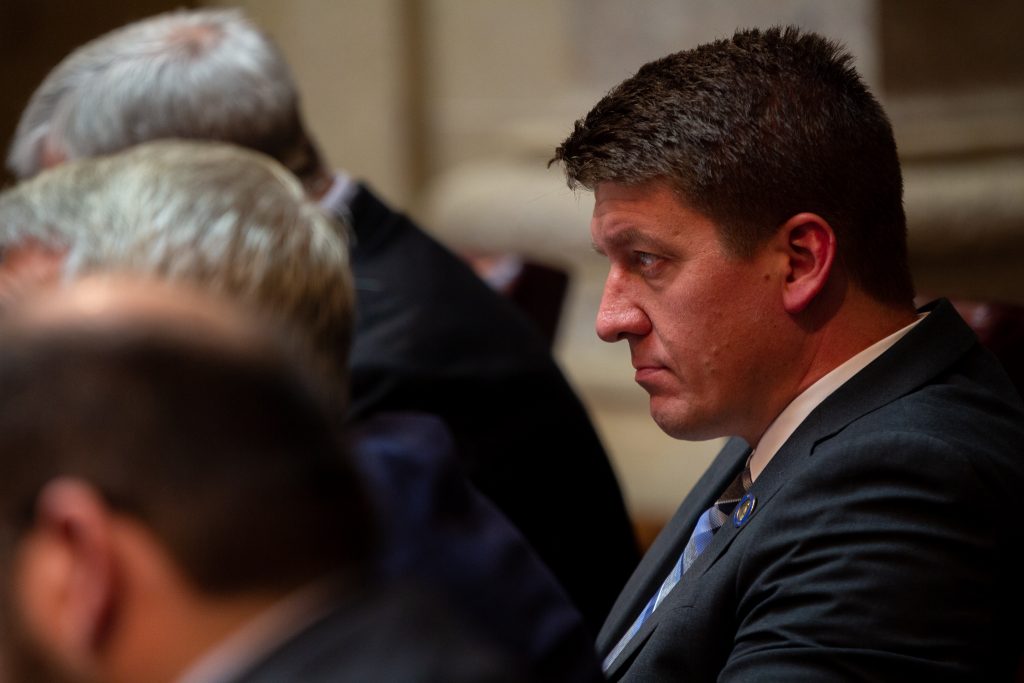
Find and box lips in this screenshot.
[633,364,666,384]
[631,347,669,386]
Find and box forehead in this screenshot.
[590,181,720,251]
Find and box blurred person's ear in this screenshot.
[13,478,117,680]
[40,139,69,171]
[0,241,66,311]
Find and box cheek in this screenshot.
[667,294,772,384]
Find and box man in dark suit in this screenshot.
[0,277,518,683]
[6,8,639,629]
[552,26,1024,680]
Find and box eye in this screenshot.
[633,251,662,272]
[636,251,657,266]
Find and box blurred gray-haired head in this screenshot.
[6,8,324,185]
[0,140,353,396]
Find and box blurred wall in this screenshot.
[204,0,419,203]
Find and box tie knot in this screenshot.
[713,466,752,517]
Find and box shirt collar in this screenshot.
[749,312,927,481]
[173,580,339,683]
[317,171,361,245]
[318,171,359,218]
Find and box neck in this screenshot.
[100,520,287,683]
[112,591,285,683]
[742,289,916,445]
[301,166,335,201]
[798,296,916,392]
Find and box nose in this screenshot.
[596,272,651,343]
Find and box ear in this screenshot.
[14,478,117,677]
[40,136,68,170]
[0,240,67,309]
[777,213,836,314]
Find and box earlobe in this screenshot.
[0,240,68,310]
[18,478,117,676]
[40,136,68,170]
[778,213,836,314]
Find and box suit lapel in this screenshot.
[598,438,749,676]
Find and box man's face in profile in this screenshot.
[590,180,787,442]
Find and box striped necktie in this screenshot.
[602,465,752,672]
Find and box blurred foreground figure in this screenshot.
[6,7,639,628]
[0,141,600,682]
[0,278,519,683]
[552,26,1024,680]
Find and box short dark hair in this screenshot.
[0,295,374,594]
[553,26,914,305]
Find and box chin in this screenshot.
[649,396,730,442]
[651,406,705,441]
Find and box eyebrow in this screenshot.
[594,227,674,255]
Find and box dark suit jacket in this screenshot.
[598,300,1024,681]
[344,184,638,630]
[229,584,524,683]
[350,412,602,683]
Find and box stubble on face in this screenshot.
[592,181,786,444]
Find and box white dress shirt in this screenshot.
[318,171,359,219]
